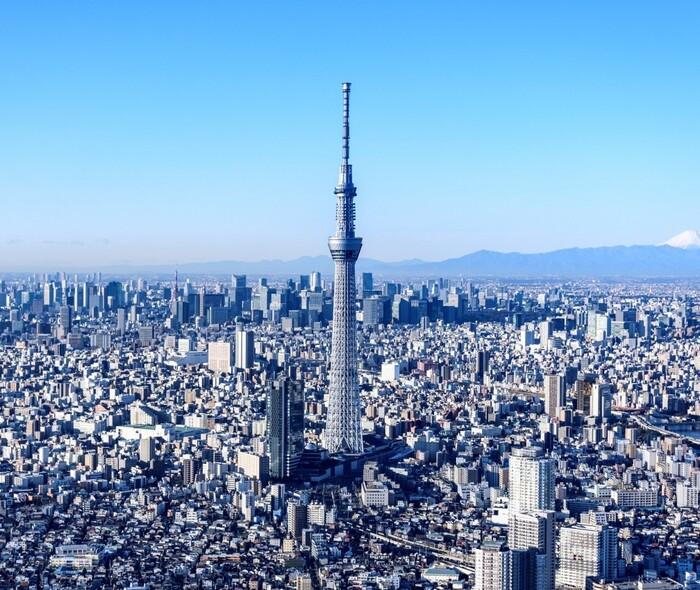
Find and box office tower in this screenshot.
[73,275,80,313]
[199,286,206,319]
[208,341,233,373]
[58,305,72,332]
[575,378,594,414]
[82,281,91,309]
[138,325,154,346]
[557,519,618,589]
[590,383,612,419]
[176,299,190,324]
[543,374,565,417]
[104,281,123,310]
[509,511,555,590]
[235,327,254,370]
[310,271,321,291]
[287,500,307,539]
[170,270,178,316]
[299,274,310,290]
[43,282,54,306]
[139,437,155,463]
[232,274,248,310]
[361,272,373,296]
[474,541,511,590]
[508,447,555,514]
[325,82,364,455]
[117,308,126,335]
[363,296,385,326]
[182,456,199,485]
[476,349,489,384]
[267,378,304,480]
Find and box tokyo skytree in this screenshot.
[324,82,363,455]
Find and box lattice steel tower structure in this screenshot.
[325,82,363,455]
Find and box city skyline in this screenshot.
[5,3,700,589]
[2,1,700,270]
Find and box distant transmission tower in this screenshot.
[324,82,363,455]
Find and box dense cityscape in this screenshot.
[2,82,700,590]
[2,269,700,590]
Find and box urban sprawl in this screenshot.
[1,272,700,590]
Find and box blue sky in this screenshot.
[1,1,699,270]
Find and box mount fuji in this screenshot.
[662,230,700,249]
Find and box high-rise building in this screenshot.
[182,456,199,485]
[363,296,385,326]
[590,383,612,419]
[139,437,155,463]
[58,305,72,332]
[476,349,490,384]
[231,274,249,311]
[138,325,154,346]
[237,450,269,484]
[557,518,618,589]
[508,511,555,590]
[287,500,307,539]
[170,270,178,317]
[361,272,373,296]
[474,541,511,590]
[508,446,555,514]
[208,341,233,373]
[199,286,206,319]
[82,281,91,309]
[43,282,54,306]
[508,447,556,590]
[324,82,363,455]
[117,308,126,335]
[267,378,304,481]
[235,327,254,370]
[575,378,594,414]
[543,374,565,417]
[73,275,80,313]
[310,271,322,292]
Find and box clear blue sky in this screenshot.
[1,1,699,270]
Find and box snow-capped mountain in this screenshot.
[662,229,700,249]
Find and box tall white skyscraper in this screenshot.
[508,446,556,590]
[557,514,618,589]
[324,83,364,455]
[508,446,555,514]
[543,373,565,417]
[474,541,511,590]
[235,327,254,370]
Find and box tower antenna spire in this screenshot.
[342,82,350,166]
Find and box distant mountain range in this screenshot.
[96,231,700,279]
